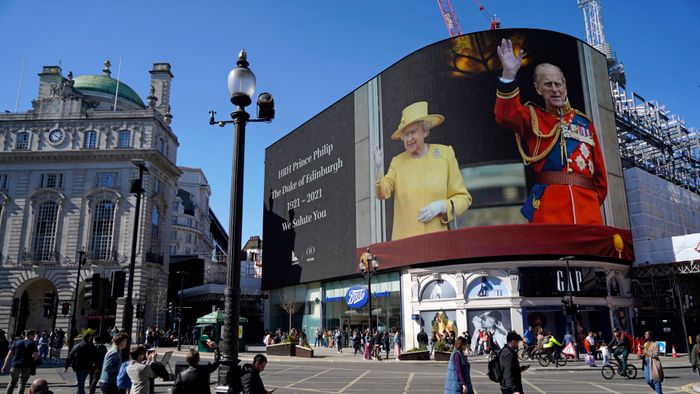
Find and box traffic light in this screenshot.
[561,299,570,314]
[43,292,56,317]
[168,302,174,316]
[136,303,145,319]
[84,273,101,309]
[61,302,70,315]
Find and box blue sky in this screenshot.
[1,0,698,241]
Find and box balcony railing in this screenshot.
[86,249,127,266]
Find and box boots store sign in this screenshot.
[519,267,607,297]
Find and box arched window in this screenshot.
[420,279,457,301]
[84,130,97,149]
[90,200,115,260]
[33,201,59,261]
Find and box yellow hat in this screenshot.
[391,101,445,140]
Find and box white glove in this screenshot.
[373,145,384,181]
[417,200,446,223]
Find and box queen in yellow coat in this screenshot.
[374,101,471,241]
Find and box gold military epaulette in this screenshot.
[524,101,544,111]
[496,87,519,99]
[574,109,592,123]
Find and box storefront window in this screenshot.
[322,272,400,333]
[269,283,321,336]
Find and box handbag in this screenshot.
[584,354,595,365]
[649,357,664,382]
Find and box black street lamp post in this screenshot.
[210,50,274,394]
[359,249,379,335]
[177,270,189,351]
[124,159,148,337]
[68,250,87,350]
[560,255,579,361]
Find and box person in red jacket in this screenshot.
[494,38,608,225]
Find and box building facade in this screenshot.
[0,61,181,339]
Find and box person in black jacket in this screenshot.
[499,331,529,394]
[89,337,107,394]
[172,349,220,394]
[241,354,274,394]
[64,332,97,394]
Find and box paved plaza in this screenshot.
[2,346,699,393]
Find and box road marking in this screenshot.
[522,378,547,394]
[268,366,299,375]
[402,372,414,393]
[589,383,621,393]
[286,368,332,387]
[337,370,370,393]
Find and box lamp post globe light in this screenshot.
[123,159,148,338]
[359,249,379,336]
[210,50,274,394]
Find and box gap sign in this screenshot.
[345,285,369,309]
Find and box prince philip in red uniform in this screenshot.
[494,38,608,225]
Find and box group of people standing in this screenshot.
[350,329,401,360]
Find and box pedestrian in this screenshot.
[172,348,221,394]
[126,346,157,394]
[1,329,40,394]
[352,331,361,355]
[393,330,402,360]
[642,330,663,394]
[191,327,199,348]
[417,328,429,349]
[0,330,9,365]
[334,329,343,353]
[98,333,129,394]
[382,332,390,359]
[241,354,275,394]
[89,337,108,394]
[37,333,49,363]
[499,332,529,394]
[48,330,57,363]
[691,333,700,375]
[313,328,320,347]
[28,378,53,394]
[444,336,473,394]
[599,340,610,367]
[64,332,97,394]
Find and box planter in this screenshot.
[434,351,452,361]
[398,350,430,361]
[295,345,314,358]
[266,342,296,356]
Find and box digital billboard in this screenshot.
[263,28,630,289]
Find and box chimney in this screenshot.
[149,63,173,118]
[37,66,62,99]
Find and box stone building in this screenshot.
[0,61,181,339]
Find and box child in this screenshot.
[600,340,610,366]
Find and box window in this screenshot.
[90,200,115,260]
[173,201,180,214]
[154,178,161,193]
[33,201,59,261]
[159,138,166,154]
[0,174,7,190]
[170,245,177,255]
[186,232,192,243]
[40,173,63,189]
[185,247,191,255]
[171,230,177,240]
[150,207,159,253]
[16,132,30,150]
[186,218,193,227]
[117,130,131,148]
[96,172,119,188]
[171,216,178,225]
[84,131,97,148]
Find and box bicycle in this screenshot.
[601,359,637,380]
[538,348,567,367]
[519,344,537,360]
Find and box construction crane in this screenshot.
[436,0,500,37]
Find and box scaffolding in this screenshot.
[611,82,700,193]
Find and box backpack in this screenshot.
[487,351,503,383]
[116,361,131,389]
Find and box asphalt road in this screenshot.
[4,350,699,393]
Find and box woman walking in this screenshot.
[642,330,663,394]
[444,336,474,394]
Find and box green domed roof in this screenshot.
[73,74,146,108]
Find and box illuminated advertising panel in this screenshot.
[263,28,631,289]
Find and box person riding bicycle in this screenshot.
[609,329,631,376]
[523,326,536,359]
[542,331,563,361]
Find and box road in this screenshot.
[3,347,698,393]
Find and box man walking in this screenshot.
[64,332,97,394]
[499,331,529,394]
[417,328,429,349]
[241,354,274,394]
[1,329,40,394]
